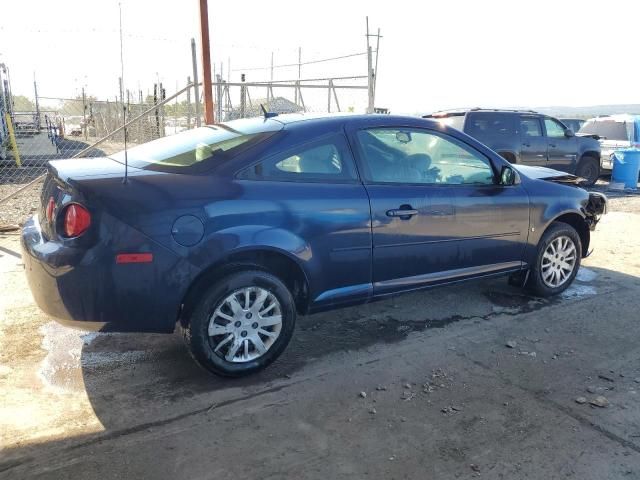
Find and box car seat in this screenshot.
[299,145,341,174]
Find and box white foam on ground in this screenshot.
[38,322,136,393]
[38,322,89,393]
[576,267,597,283]
[561,284,597,299]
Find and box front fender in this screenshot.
[521,175,593,263]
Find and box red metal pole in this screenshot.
[199,0,214,124]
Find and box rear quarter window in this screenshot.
[238,134,358,183]
[465,113,516,140]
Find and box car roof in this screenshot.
[585,114,640,123]
[217,113,442,131]
[425,108,539,118]
[271,112,358,125]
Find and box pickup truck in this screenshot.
[424,109,602,185]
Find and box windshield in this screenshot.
[110,121,282,172]
[579,119,631,141]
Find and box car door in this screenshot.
[350,126,529,296]
[518,115,547,166]
[236,133,373,309]
[544,117,577,172]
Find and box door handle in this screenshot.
[522,142,531,148]
[386,208,418,218]
[549,143,557,148]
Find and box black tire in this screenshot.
[576,156,600,186]
[181,270,296,377]
[525,222,582,297]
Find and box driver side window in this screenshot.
[544,118,567,138]
[356,128,495,185]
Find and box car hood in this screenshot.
[512,164,583,185]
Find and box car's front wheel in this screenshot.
[182,270,296,377]
[526,222,581,297]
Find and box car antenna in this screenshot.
[118,2,129,184]
[260,104,278,119]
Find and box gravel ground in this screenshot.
[0,181,43,229]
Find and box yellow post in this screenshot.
[4,112,21,167]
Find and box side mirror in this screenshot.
[565,129,575,137]
[396,131,411,143]
[500,165,519,186]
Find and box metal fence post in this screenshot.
[34,77,41,131]
[82,87,87,140]
[5,112,21,166]
[186,76,192,129]
[191,38,201,127]
[215,74,222,122]
[240,74,246,119]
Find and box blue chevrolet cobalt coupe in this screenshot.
[22,114,607,376]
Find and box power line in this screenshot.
[232,51,375,72]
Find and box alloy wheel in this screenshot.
[541,235,577,288]
[208,287,282,363]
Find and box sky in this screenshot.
[1,0,639,114]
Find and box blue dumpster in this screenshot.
[612,149,640,189]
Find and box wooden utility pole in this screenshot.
[199,0,214,124]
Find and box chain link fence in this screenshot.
[212,75,369,121]
[0,82,202,246]
[0,77,369,249]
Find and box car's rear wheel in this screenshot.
[576,156,600,186]
[526,222,581,297]
[182,270,296,377]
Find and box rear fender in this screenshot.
[186,225,314,291]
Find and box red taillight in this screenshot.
[46,197,55,222]
[63,204,91,238]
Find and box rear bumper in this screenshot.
[21,215,188,333]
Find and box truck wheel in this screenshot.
[525,222,581,297]
[182,270,296,377]
[576,156,600,186]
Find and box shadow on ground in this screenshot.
[0,264,636,478]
